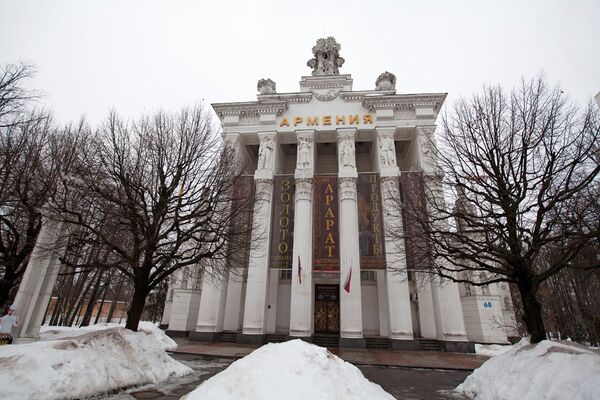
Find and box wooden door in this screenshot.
[314,284,339,334]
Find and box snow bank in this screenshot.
[457,338,600,400]
[39,321,178,350]
[0,324,191,400]
[475,343,512,357]
[184,339,394,400]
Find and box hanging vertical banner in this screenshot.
[270,175,295,269]
[357,173,386,269]
[398,172,432,271]
[228,175,255,269]
[313,176,340,271]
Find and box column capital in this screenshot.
[336,127,357,139]
[339,176,357,201]
[294,178,313,201]
[375,126,397,138]
[295,129,315,140]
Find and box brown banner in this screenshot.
[270,175,295,269]
[313,176,340,271]
[227,175,255,269]
[357,173,386,269]
[398,172,432,271]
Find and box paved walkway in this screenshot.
[171,341,489,371]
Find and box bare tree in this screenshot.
[0,62,39,129]
[51,106,253,331]
[0,62,70,310]
[396,77,599,343]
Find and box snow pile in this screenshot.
[39,321,178,350]
[457,339,600,400]
[184,339,394,400]
[475,342,512,357]
[0,324,191,400]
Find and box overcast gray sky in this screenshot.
[1,0,599,127]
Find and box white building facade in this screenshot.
[162,38,517,351]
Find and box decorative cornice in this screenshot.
[362,93,447,111]
[340,90,395,101]
[257,93,313,103]
[212,101,289,118]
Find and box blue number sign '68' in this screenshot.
[483,301,493,308]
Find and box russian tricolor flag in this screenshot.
[343,266,352,293]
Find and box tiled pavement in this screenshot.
[171,340,489,371]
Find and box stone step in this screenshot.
[265,334,288,343]
[218,331,238,343]
[312,336,339,348]
[419,339,443,351]
[365,337,391,349]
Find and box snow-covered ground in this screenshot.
[457,338,600,400]
[184,339,395,400]
[0,322,191,400]
[474,343,512,357]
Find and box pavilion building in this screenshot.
[161,38,517,351]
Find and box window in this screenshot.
[360,271,376,282]
[279,269,292,280]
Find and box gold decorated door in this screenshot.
[314,285,339,334]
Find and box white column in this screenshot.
[194,263,229,340]
[416,125,468,344]
[337,128,363,344]
[223,269,245,331]
[375,127,415,346]
[289,130,314,338]
[241,132,277,342]
[13,215,69,342]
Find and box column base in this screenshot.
[166,329,189,338]
[237,333,266,345]
[390,339,420,351]
[440,340,475,353]
[189,331,220,342]
[339,337,366,348]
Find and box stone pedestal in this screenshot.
[12,216,69,342]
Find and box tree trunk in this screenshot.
[125,280,148,331]
[94,275,111,325]
[80,269,104,327]
[106,275,124,323]
[517,280,547,343]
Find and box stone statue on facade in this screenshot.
[340,137,355,168]
[307,37,345,76]
[257,78,276,95]
[379,135,396,166]
[375,71,396,91]
[297,137,311,169]
[258,138,274,169]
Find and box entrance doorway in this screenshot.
[314,284,340,334]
